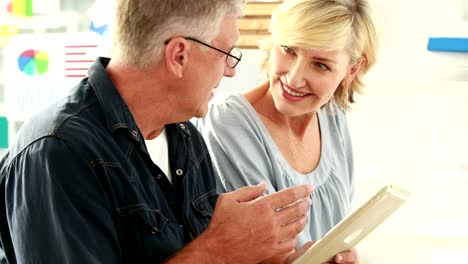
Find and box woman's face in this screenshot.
[267,44,359,117]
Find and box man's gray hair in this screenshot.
[112,0,244,70]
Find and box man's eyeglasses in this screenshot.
[165,37,242,69]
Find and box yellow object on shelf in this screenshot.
[0,24,18,47]
[0,24,19,36]
[12,0,33,17]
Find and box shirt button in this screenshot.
[131,130,138,138]
[150,227,159,235]
[179,123,186,129]
[155,174,162,180]
[176,169,183,176]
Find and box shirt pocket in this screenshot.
[191,190,217,230]
[192,190,218,217]
[117,204,185,262]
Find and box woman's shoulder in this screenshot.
[211,91,249,109]
[194,91,265,149]
[204,92,257,123]
[320,100,348,125]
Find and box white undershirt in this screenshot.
[145,127,172,183]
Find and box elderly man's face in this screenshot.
[182,15,240,118]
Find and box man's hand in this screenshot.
[284,241,315,264]
[201,182,314,263]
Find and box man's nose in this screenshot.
[224,65,236,78]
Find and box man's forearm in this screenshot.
[164,230,225,264]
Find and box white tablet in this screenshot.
[293,184,410,264]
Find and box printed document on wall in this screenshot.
[3,32,109,121]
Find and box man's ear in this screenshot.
[164,38,190,78]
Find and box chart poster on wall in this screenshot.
[3,32,110,121]
[428,0,468,52]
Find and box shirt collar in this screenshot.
[87,57,141,141]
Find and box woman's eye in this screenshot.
[280,45,295,54]
[316,62,330,71]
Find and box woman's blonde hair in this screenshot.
[259,0,379,110]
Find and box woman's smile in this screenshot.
[280,82,310,102]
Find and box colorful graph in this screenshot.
[17,49,49,76]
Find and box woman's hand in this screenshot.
[282,242,360,264]
[330,248,360,264]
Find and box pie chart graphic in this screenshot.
[17,50,49,76]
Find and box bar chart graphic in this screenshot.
[64,44,98,78]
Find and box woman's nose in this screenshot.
[286,60,307,88]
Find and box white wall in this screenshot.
[352,2,468,262]
[349,81,468,264]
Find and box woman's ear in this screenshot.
[164,38,190,78]
[348,57,366,81]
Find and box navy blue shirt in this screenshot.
[0,57,218,263]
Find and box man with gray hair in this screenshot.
[0,0,313,263]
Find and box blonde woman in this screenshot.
[197,0,379,263]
